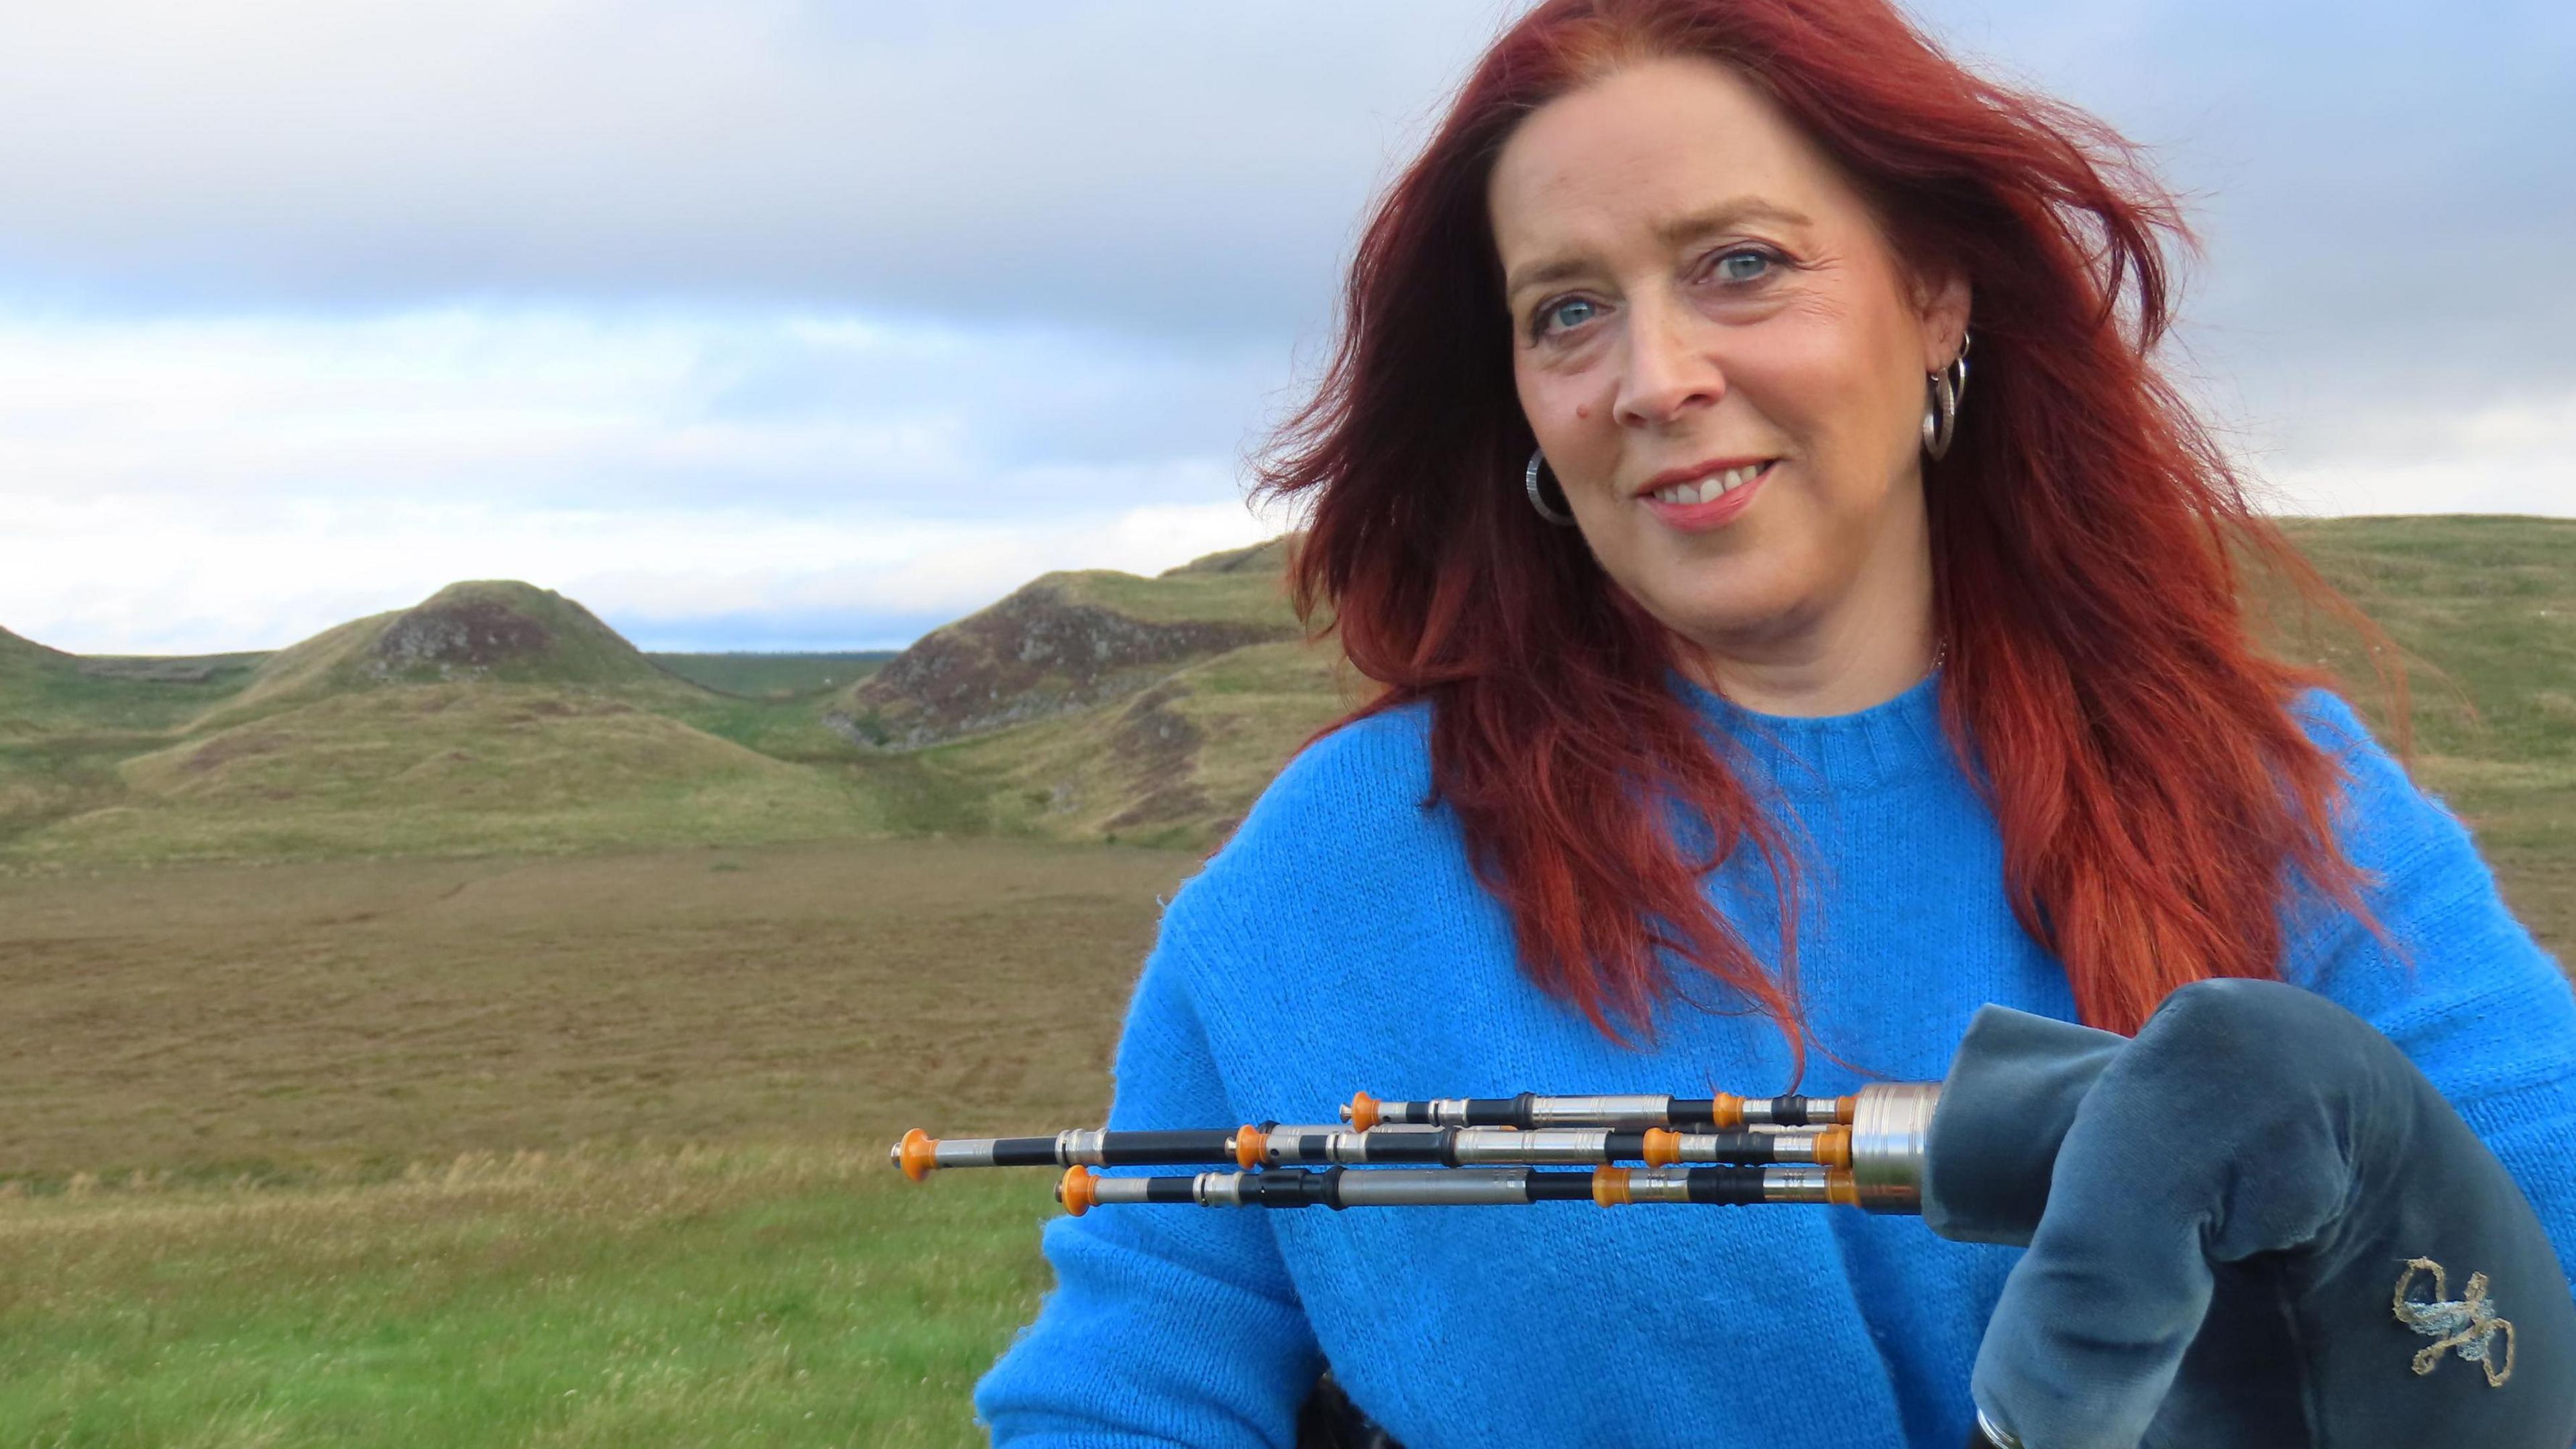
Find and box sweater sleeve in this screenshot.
[2284,690,2576,1294]
[973,888,1323,1447]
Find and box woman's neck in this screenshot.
[1680,525,1939,719]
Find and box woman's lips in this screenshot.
[1640,460,1776,531]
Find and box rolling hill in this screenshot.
[0,519,2567,885]
[199,580,700,729]
[824,554,1300,749]
[0,582,884,864]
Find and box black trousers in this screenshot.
[1297,1373,1401,1449]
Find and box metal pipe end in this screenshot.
[1847,1083,1939,1213]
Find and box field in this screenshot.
[1,517,2571,1446]
[647,652,895,701]
[0,839,1193,1447]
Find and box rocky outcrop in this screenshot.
[827,581,1287,749]
[366,598,555,678]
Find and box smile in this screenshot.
[1646,460,1774,506]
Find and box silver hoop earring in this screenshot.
[1922,332,1972,462]
[1524,449,1577,527]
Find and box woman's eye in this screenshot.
[1711,248,1774,284]
[1536,297,1599,337]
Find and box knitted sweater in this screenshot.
[975,675,2576,1448]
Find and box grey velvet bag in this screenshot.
[1931,979,2576,1448]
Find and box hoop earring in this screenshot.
[1524,449,1577,527]
[1922,331,1972,462]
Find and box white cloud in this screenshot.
[0,0,1517,337]
[3,488,1291,655]
[2256,388,2576,518]
[0,3,2565,654]
[0,303,1302,652]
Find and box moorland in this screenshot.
[0,517,2569,1446]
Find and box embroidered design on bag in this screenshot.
[2394,1256,2516,1386]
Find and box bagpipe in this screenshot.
[894,981,2576,1449]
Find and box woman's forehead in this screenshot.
[1489,56,1861,270]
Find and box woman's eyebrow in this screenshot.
[1654,197,1815,249]
[1503,255,1595,300]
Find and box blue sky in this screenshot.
[0,1,2567,653]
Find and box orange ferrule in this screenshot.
[1234,1126,1268,1170]
[1058,1166,1099,1216]
[1829,1095,1858,1124]
[1826,1169,1860,1208]
[1346,1092,1381,1132]
[1710,1093,1746,1131]
[1816,1127,1853,1169]
[1642,1128,1681,1167]
[896,1128,939,1183]
[1593,1167,1635,1208]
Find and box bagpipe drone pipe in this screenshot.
[893,980,2576,1449]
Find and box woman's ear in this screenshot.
[1916,269,1973,372]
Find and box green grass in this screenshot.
[0,1150,1049,1448]
[0,838,1185,1446]
[1050,565,1297,630]
[2,686,885,866]
[0,639,264,736]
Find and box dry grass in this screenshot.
[0,839,1196,1446]
[0,838,1194,1187]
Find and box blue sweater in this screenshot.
[976,675,2576,1448]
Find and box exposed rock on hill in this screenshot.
[368,596,555,676]
[828,569,1296,749]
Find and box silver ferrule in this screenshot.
[931,1138,1002,1169]
[1847,1082,1939,1214]
[1453,1128,1609,1164]
[1196,1171,1247,1208]
[1089,1175,1159,1208]
[1057,1129,1106,1167]
[1767,1130,1826,1163]
[1622,1168,1696,1204]
[1333,1168,1535,1208]
[1527,1095,1672,1129]
[1763,1165,1836,1203]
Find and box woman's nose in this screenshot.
[1612,303,1725,429]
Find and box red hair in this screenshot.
[1257,0,2394,1055]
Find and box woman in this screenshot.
[975,1,2576,1444]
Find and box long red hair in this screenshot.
[1257,0,2392,1055]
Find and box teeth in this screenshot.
[1652,462,1768,506]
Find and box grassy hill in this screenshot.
[0,520,2567,875]
[824,553,1300,750]
[2271,516,2576,945]
[0,584,886,865]
[200,580,700,729]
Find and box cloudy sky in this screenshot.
[1,1,2567,654]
